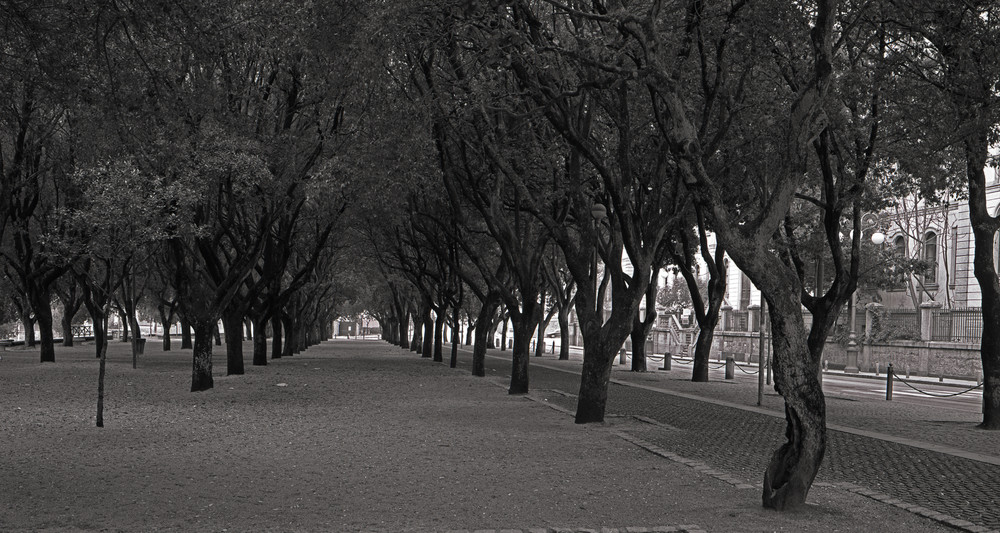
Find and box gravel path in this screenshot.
[0,339,954,532]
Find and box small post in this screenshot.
[875,362,880,376]
[905,364,911,379]
[660,352,672,371]
[619,348,627,365]
[551,341,555,354]
[886,363,893,401]
[725,357,735,380]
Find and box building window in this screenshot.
[893,235,905,258]
[923,231,937,285]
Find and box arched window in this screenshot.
[893,235,905,257]
[923,231,937,284]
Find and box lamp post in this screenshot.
[591,203,607,323]
[845,224,885,373]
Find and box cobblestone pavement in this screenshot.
[454,350,1000,532]
[445,525,705,533]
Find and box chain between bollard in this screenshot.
[891,373,984,398]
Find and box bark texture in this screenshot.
[190,321,215,392]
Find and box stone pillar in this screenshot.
[749,304,761,333]
[721,304,733,331]
[919,301,942,342]
[864,302,882,340]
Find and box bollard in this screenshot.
[939,373,944,382]
[551,341,555,354]
[905,364,910,379]
[875,362,880,376]
[619,348,627,365]
[823,359,828,372]
[725,357,735,380]
[660,352,672,371]
[886,363,893,401]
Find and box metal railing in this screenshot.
[931,307,983,343]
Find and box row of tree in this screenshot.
[4,0,998,514]
[349,0,1000,512]
[0,1,374,423]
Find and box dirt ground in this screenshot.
[0,339,951,532]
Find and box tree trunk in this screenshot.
[410,307,423,352]
[761,296,826,510]
[487,315,499,349]
[180,317,193,349]
[630,320,651,372]
[450,302,460,368]
[96,321,108,427]
[557,307,571,360]
[282,314,295,357]
[507,313,537,395]
[967,137,1000,429]
[117,307,130,342]
[465,315,475,346]
[472,295,500,377]
[575,333,617,423]
[499,315,508,351]
[421,309,433,358]
[92,316,107,360]
[691,328,716,382]
[21,313,36,348]
[129,314,142,369]
[190,319,215,392]
[61,308,74,347]
[161,322,172,351]
[433,308,445,363]
[399,308,410,349]
[32,287,56,363]
[252,315,268,366]
[223,310,245,375]
[271,315,283,360]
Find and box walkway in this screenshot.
[455,346,1000,532]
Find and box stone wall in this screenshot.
[713,331,982,380]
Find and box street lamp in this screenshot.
[845,215,884,373]
[591,203,608,322]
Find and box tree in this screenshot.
[887,1,1000,428]
[66,160,168,427]
[669,216,728,382]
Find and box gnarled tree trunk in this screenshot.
[761,296,826,510]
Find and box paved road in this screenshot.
[823,374,983,413]
[447,347,1000,531]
